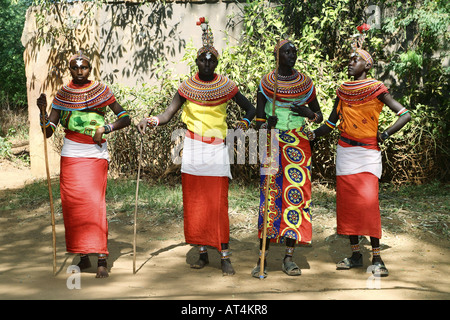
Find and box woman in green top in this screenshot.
[252,40,322,278]
[37,52,131,278]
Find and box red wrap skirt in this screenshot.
[335,133,382,239]
[60,156,109,254]
[336,172,382,239]
[181,173,229,251]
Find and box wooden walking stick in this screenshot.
[133,134,144,274]
[259,43,280,279]
[38,94,57,276]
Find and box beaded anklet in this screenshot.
[285,246,295,257]
[220,249,231,260]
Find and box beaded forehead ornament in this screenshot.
[69,51,91,67]
[196,17,219,59]
[351,24,373,67]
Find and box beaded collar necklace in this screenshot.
[337,78,388,105]
[178,73,238,106]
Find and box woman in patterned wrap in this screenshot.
[137,18,255,276]
[37,52,131,278]
[252,40,323,278]
[308,26,411,277]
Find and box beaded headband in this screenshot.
[69,51,91,67]
[196,17,219,59]
[274,39,293,54]
[351,24,373,67]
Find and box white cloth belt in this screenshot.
[61,137,110,161]
[336,144,381,179]
[181,135,232,179]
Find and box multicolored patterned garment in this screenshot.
[257,69,316,244]
[178,73,238,107]
[258,127,313,244]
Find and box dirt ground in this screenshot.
[0,159,449,302]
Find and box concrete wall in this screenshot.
[21,0,244,178]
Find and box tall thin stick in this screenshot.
[260,43,280,279]
[39,98,57,276]
[133,135,144,274]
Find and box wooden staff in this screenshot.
[38,94,57,276]
[259,43,280,279]
[133,134,144,274]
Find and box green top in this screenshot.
[60,107,107,137]
[265,99,306,131]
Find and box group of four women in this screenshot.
[37,19,411,279]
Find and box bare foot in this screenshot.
[77,255,91,271]
[96,266,109,278]
[221,258,235,276]
[190,253,209,269]
[96,259,109,278]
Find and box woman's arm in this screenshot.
[136,92,185,134]
[376,92,412,142]
[37,93,61,138]
[232,91,256,129]
[93,101,131,146]
[310,98,340,139]
[290,97,323,124]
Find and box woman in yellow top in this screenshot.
[309,28,411,277]
[137,18,255,276]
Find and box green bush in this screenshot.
[45,0,448,184]
[102,0,449,184]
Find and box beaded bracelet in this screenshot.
[307,130,316,141]
[103,124,114,134]
[236,119,249,130]
[325,120,336,130]
[255,118,266,123]
[396,108,409,116]
[117,110,129,119]
[39,112,49,127]
[40,119,50,128]
[259,250,269,257]
[285,246,295,257]
[147,116,160,128]
[308,113,319,123]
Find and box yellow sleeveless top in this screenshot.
[181,100,228,139]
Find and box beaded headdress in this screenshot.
[273,39,293,54]
[69,51,91,67]
[351,24,373,67]
[196,17,219,59]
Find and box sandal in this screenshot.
[371,261,389,277]
[282,260,301,276]
[336,255,363,270]
[251,264,267,279]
